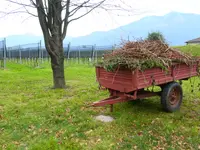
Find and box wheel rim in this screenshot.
[169,87,180,106]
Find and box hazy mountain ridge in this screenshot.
[2,12,200,47]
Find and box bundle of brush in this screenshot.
[98,40,195,72]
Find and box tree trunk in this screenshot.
[34,0,66,89]
[51,54,66,89]
[48,38,66,89]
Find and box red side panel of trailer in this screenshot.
[96,63,199,93]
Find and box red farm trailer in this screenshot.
[92,62,200,112]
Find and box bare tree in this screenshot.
[3,0,133,88]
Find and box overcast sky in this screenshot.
[0,0,200,38]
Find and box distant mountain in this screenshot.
[3,12,200,47]
[4,34,73,47]
[5,34,43,47]
[68,12,200,46]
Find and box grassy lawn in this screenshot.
[176,44,200,56]
[0,58,200,149]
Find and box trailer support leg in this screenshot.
[110,104,113,112]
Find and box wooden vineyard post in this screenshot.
[19,45,22,64]
[78,47,80,64]
[40,40,43,64]
[3,38,6,69]
[91,46,95,64]
[67,42,70,64]
[95,45,97,63]
[37,41,41,67]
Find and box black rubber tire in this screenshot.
[161,82,183,112]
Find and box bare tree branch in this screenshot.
[68,0,90,17]
[0,7,24,18]
[68,0,106,23]
[62,0,70,40]
[5,0,35,8]
[22,5,38,17]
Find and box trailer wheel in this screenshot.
[161,82,183,112]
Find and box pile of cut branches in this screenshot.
[97,40,195,71]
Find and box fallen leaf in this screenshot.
[96,139,101,142]
[137,131,143,136]
[85,130,93,135]
[13,141,20,145]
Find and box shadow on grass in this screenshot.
[126,97,163,114]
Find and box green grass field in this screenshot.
[0,46,200,150]
[176,44,200,56]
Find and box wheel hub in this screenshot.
[169,88,180,106]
